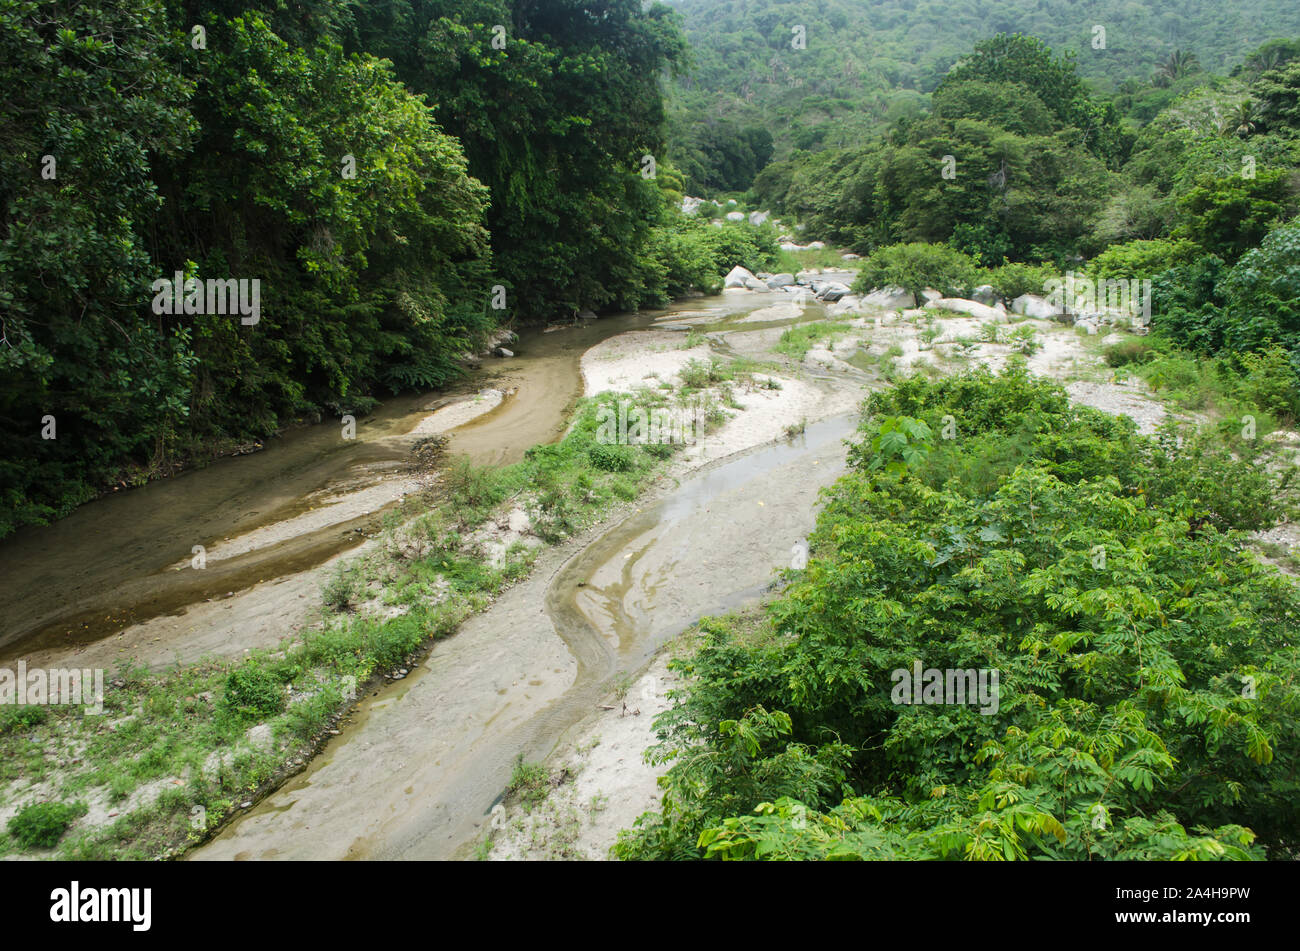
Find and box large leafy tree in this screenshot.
[1173,168,1295,262]
[354,0,689,320]
[0,1,492,536]
[0,0,196,533]
[938,33,1130,168]
[1253,60,1300,134]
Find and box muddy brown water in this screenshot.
[0,301,754,662]
[0,290,816,661]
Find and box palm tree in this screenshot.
[1247,47,1286,78]
[1223,100,1259,137]
[1157,49,1201,84]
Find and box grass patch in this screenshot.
[774,321,854,360]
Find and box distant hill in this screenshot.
[665,0,1300,189]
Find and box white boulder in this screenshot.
[724,266,756,289]
[817,282,853,302]
[1011,294,1064,320]
[860,286,916,310]
[926,298,1004,321]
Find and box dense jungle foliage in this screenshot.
[625,11,1300,859]
[0,0,782,537]
[618,369,1300,860]
[665,0,1300,190]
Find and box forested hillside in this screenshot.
[666,0,1300,190]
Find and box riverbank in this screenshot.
[0,288,863,859]
[471,289,1300,861]
[8,276,1293,861]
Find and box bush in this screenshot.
[220,663,285,720]
[587,443,635,472]
[0,705,49,734]
[1087,238,1198,281]
[1233,346,1300,422]
[443,456,507,512]
[850,242,980,301]
[1103,339,1156,366]
[8,801,84,850]
[1217,219,1300,354]
[321,569,359,613]
[982,261,1058,301]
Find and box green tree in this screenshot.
[850,242,980,300]
[1174,169,1294,262]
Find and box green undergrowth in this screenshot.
[617,366,1300,861]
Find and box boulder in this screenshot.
[1075,319,1098,335]
[725,211,746,222]
[926,298,1003,321]
[749,210,770,226]
[804,346,838,369]
[806,240,827,250]
[743,276,773,293]
[860,286,916,310]
[1011,294,1064,320]
[577,309,597,320]
[780,242,804,251]
[841,252,862,261]
[493,347,515,358]
[766,273,795,288]
[971,284,998,306]
[920,288,943,303]
[827,296,862,317]
[817,282,852,302]
[724,265,757,289]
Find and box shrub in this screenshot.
[587,443,635,472]
[0,705,49,734]
[220,663,285,720]
[849,242,980,301]
[1087,238,1198,281]
[982,261,1058,301]
[1233,346,1300,422]
[507,755,553,806]
[442,456,507,511]
[1103,339,1156,366]
[8,801,84,850]
[321,569,359,613]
